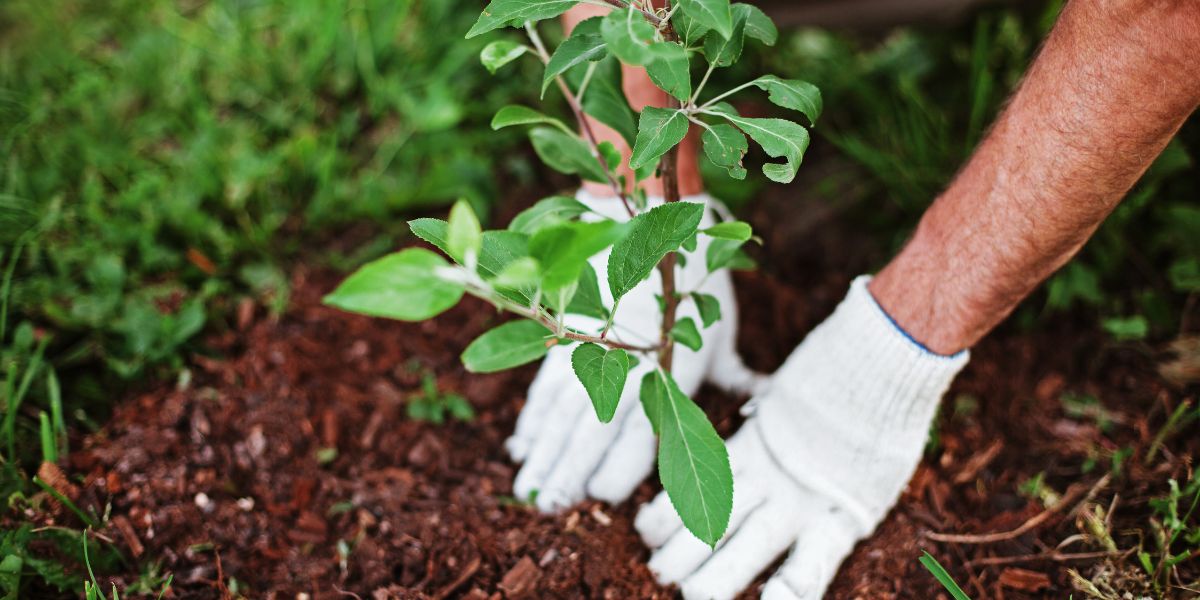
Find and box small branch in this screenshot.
[926,475,1109,544]
[689,61,718,106]
[657,4,680,30]
[462,280,656,353]
[965,549,1128,569]
[696,79,761,111]
[597,0,663,25]
[576,61,599,101]
[524,22,635,218]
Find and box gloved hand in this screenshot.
[635,276,969,599]
[507,189,765,513]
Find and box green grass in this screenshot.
[0,0,535,594]
[920,551,973,600]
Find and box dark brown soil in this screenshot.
[50,186,1200,599]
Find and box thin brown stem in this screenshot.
[598,0,663,25]
[524,22,635,218]
[465,283,657,353]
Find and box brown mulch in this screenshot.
[45,187,1200,599]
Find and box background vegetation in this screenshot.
[0,0,1195,595]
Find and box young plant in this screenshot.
[325,0,820,547]
[407,372,475,424]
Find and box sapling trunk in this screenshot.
[655,3,681,371]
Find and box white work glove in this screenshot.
[507,189,765,513]
[635,276,969,599]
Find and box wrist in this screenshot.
[869,223,980,355]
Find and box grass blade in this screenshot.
[38,411,56,464]
[919,551,972,600]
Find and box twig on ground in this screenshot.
[927,475,1110,544]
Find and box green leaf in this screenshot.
[700,123,748,179]
[716,114,809,183]
[410,220,534,304]
[672,9,711,46]
[701,8,745,68]
[701,221,751,241]
[681,232,698,252]
[508,195,591,234]
[644,42,691,102]
[566,263,610,320]
[324,248,464,321]
[692,293,721,327]
[467,0,581,38]
[447,200,482,265]
[735,3,777,46]
[608,202,705,301]
[750,75,822,125]
[530,220,629,293]
[480,40,529,74]
[639,370,733,547]
[542,17,607,96]
[671,317,703,351]
[492,256,541,289]
[410,219,530,279]
[529,127,608,183]
[571,343,630,422]
[598,141,622,171]
[543,279,580,314]
[1102,315,1148,341]
[918,552,972,600]
[705,238,754,272]
[492,105,571,133]
[629,108,690,170]
[600,6,657,65]
[462,320,556,372]
[576,58,636,146]
[676,0,732,40]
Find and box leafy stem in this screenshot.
[696,79,760,111]
[524,21,636,218]
[689,61,719,106]
[591,0,663,26]
[455,269,656,353]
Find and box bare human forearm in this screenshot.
[871,0,1200,355]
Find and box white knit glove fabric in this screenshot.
[508,189,765,513]
[635,276,969,600]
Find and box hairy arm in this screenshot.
[870,0,1200,355]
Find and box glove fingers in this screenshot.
[646,478,769,586]
[511,386,587,507]
[634,488,681,549]
[585,403,656,503]
[506,349,572,461]
[534,387,641,512]
[678,497,803,600]
[760,505,861,600]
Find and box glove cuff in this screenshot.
[753,275,969,535]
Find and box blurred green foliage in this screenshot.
[0,0,530,432]
[759,1,1198,336]
[1,1,532,593]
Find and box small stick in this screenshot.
[927,475,1109,544]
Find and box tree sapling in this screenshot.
[325,0,820,547]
